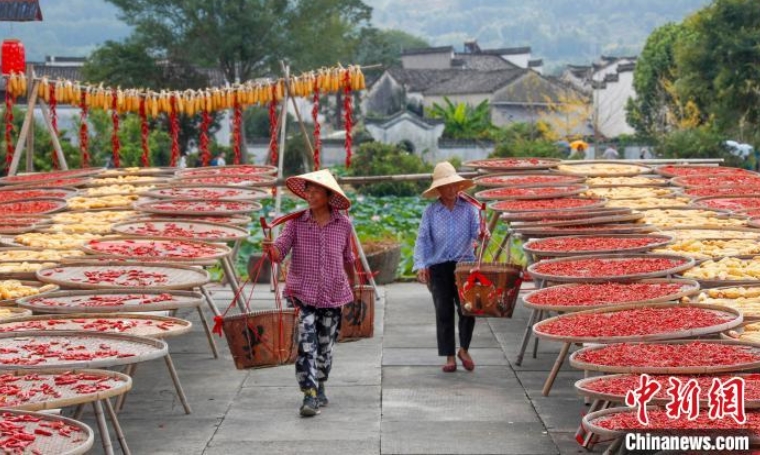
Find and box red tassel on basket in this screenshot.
[342,69,353,168]
[212,315,224,337]
[79,89,90,168]
[111,90,121,168]
[139,97,150,167]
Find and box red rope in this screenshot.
[79,90,90,168]
[200,109,211,166]
[169,95,180,167]
[343,70,353,168]
[139,97,150,167]
[232,93,242,165]
[4,87,15,171]
[49,83,59,170]
[312,78,321,170]
[111,90,121,168]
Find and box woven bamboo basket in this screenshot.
[513,223,658,238]
[474,184,588,201]
[461,157,561,171]
[569,339,760,374]
[512,212,644,229]
[575,373,760,409]
[0,312,192,339]
[532,302,743,344]
[112,219,250,242]
[455,261,523,318]
[0,409,94,454]
[521,278,701,313]
[16,289,204,314]
[472,173,584,188]
[143,184,270,201]
[79,236,232,262]
[338,285,375,342]
[221,309,299,369]
[523,234,674,258]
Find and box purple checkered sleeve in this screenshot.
[273,210,355,308]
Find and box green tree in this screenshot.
[426,97,495,140]
[655,126,742,167]
[355,28,429,69]
[104,0,372,81]
[625,22,686,137]
[489,122,563,159]
[674,0,760,135]
[347,142,432,196]
[86,111,172,167]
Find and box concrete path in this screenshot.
[77,282,603,455]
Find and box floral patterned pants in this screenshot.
[294,300,341,392]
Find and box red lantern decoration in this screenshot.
[1,39,26,75]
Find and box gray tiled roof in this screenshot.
[453,53,517,71]
[423,69,526,96]
[386,68,465,93]
[401,46,454,56]
[0,0,41,21]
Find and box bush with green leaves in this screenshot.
[347,142,432,196]
[655,127,743,168]
[489,122,564,158]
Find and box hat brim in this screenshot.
[422,176,474,198]
[286,176,351,210]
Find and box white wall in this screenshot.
[595,70,635,138]
[503,53,531,68]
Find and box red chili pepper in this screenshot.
[575,342,760,369]
[528,236,664,252]
[491,198,599,212]
[532,257,688,278]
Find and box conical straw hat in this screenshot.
[286,169,351,210]
[422,162,474,198]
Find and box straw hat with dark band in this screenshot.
[422,161,474,198]
[286,169,351,210]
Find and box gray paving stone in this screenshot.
[381,421,558,455]
[204,440,379,455]
[382,366,518,389]
[382,348,508,366]
[383,322,500,348]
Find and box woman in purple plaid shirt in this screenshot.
[265,169,355,417]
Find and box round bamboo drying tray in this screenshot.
[532,302,742,344]
[137,213,251,226]
[552,162,652,177]
[100,167,176,176]
[521,278,700,312]
[462,157,561,171]
[523,234,674,257]
[85,177,169,187]
[0,330,168,369]
[80,237,232,262]
[0,307,33,321]
[142,184,269,201]
[489,198,607,213]
[583,406,760,442]
[671,174,760,188]
[575,373,760,409]
[500,207,632,222]
[513,212,644,229]
[691,195,760,212]
[654,164,747,178]
[0,260,61,280]
[111,219,249,242]
[0,169,102,185]
[17,289,204,314]
[690,285,760,321]
[171,175,277,187]
[527,253,695,283]
[0,409,94,454]
[721,321,760,344]
[0,187,79,202]
[57,256,219,267]
[0,313,192,339]
[35,263,210,290]
[584,176,668,188]
[512,224,658,238]
[0,280,60,307]
[472,173,584,188]
[660,226,760,240]
[136,198,262,216]
[0,368,131,411]
[474,185,588,201]
[176,164,278,178]
[569,339,760,374]
[0,198,69,215]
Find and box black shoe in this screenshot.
[300,392,320,417]
[317,382,329,407]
